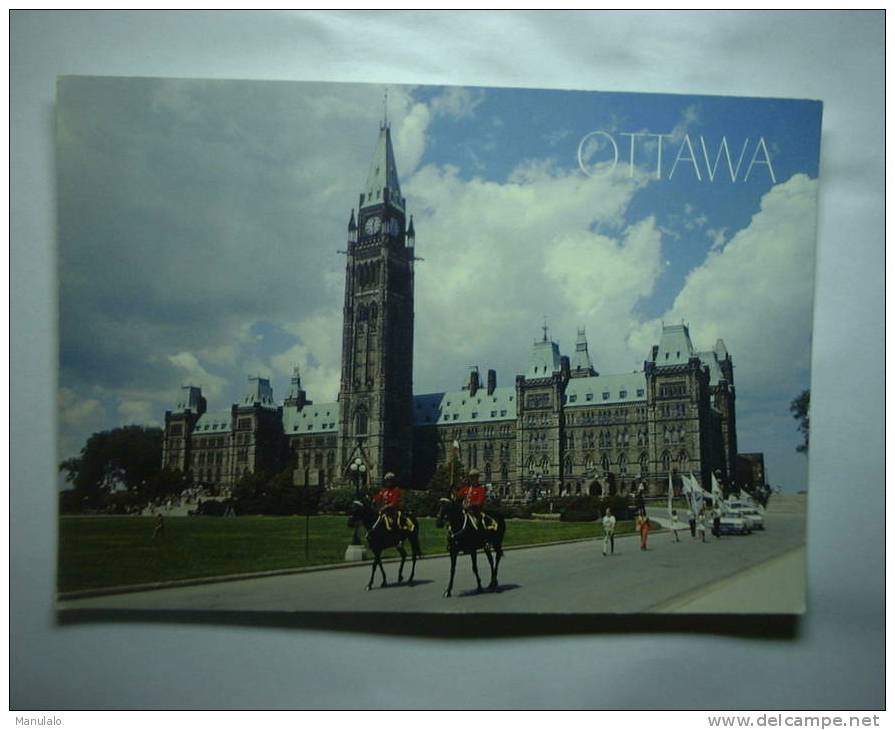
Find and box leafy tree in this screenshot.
[59,425,163,507]
[790,389,810,453]
[426,459,468,495]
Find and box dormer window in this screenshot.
[569,395,578,403]
[620,390,627,399]
[603,392,610,400]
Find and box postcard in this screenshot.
[56,77,820,615]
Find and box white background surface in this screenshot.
[10,10,884,709]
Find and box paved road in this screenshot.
[58,508,805,615]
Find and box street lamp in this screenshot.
[348,457,366,546]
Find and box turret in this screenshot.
[348,209,357,244]
[406,215,415,248]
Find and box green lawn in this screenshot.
[57,515,637,593]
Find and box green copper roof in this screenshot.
[360,124,403,212]
[282,402,340,434]
[652,324,696,366]
[193,410,232,434]
[414,387,517,426]
[564,372,647,406]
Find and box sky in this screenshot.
[56,77,822,490]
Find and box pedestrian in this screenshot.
[635,484,647,517]
[637,514,650,550]
[688,508,697,538]
[713,507,722,538]
[670,509,681,542]
[152,513,164,541]
[697,510,708,542]
[602,508,616,556]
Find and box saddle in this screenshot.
[465,510,499,532]
[374,510,415,533]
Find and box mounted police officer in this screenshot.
[454,468,497,533]
[372,472,412,532]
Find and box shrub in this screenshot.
[560,509,601,523]
[401,489,441,517]
[317,487,357,514]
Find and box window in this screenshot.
[491,411,497,417]
[452,414,458,421]
[619,390,627,399]
[500,410,507,417]
[471,412,478,419]
[637,389,644,397]
[169,424,183,436]
[586,393,593,402]
[602,392,610,400]
[237,418,252,431]
[569,394,577,403]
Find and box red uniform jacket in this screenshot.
[373,486,401,509]
[455,484,486,508]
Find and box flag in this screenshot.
[668,472,674,521]
[711,472,725,509]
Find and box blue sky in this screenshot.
[57,78,821,490]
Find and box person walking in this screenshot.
[637,514,650,551]
[635,484,647,517]
[670,509,681,542]
[152,513,165,541]
[697,509,708,542]
[688,508,697,538]
[602,508,616,556]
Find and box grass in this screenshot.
[57,515,638,593]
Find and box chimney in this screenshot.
[486,369,497,395]
[560,356,571,380]
[468,367,480,396]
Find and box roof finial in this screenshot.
[542,317,549,343]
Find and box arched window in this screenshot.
[661,451,672,473]
[500,463,509,482]
[470,444,478,468]
[678,450,689,471]
[540,456,550,475]
[484,463,492,482]
[564,456,574,475]
[639,452,649,475]
[619,453,628,475]
[601,454,610,473]
[354,407,368,435]
[585,455,595,472]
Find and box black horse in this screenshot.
[347,499,422,590]
[435,498,505,597]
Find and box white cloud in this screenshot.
[167,351,228,401]
[405,158,654,390]
[272,309,344,402]
[429,87,484,119]
[394,102,431,177]
[629,174,818,401]
[117,399,158,426]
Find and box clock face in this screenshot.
[364,216,381,235]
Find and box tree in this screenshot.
[59,425,164,506]
[790,389,810,453]
[426,459,468,495]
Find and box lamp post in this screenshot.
[348,457,366,546]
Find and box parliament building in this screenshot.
[162,121,742,498]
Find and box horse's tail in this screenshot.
[408,515,424,556]
[493,514,506,559]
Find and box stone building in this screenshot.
[161,118,744,496]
